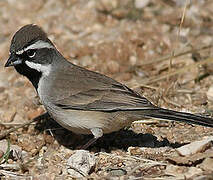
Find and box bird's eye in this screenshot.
[26,49,36,58]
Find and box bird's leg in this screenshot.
[80,128,103,150]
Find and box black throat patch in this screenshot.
[14,63,42,90]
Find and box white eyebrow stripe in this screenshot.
[16,40,55,55]
[25,40,54,51]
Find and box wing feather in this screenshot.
[49,63,156,112]
[54,85,155,111]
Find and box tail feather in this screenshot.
[143,108,213,128]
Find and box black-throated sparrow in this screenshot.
[4,24,213,149]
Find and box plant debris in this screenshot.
[0,0,213,179]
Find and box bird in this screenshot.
[4,24,213,149]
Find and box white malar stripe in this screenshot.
[25,61,51,76]
[16,40,54,55]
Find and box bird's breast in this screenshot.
[36,75,53,105]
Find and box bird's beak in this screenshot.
[5,54,22,67]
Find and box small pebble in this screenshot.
[135,0,150,9]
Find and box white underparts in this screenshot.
[25,61,51,76]
[16,40,55,55]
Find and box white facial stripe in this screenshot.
[16,49,24,55]
[25,40,54,51]
[16,40,54,55]
[25,61,51,76]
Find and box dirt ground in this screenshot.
[0,0,213,179]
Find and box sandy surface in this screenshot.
[0,0,213,179]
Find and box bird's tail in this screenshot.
[141,108,213,128]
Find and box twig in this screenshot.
[176,89,195,94]
[0,123,37,126]
[9,111,17,122]
[0,169,32,179]
[0,112,48,140]
[0,118,36,140]
[141,57,213,84]
[97,152,166,165]
[178,0,189,38]
[134,84,159,90]
[139,44,213,66]
[168,0,189,78]
[132,119,158,124]
[0,163,21,171]
[128,162,166,176]
[0,139,10,163]
[126,81,159,90]
[163,97,182,108]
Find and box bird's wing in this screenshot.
[50,64,156,112]
[54,84,156,111]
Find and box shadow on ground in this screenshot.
[34,113,184,151]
